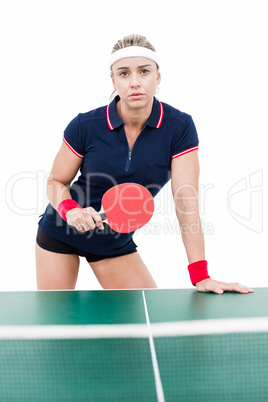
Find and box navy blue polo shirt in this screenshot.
[39,96,199,255]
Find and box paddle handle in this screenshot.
[100,212,106,221]
[98,204,106,221]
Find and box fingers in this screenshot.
[196,279,254,294]
[66,207,105,232]
[213,282,254,294]
[219,282,254,294]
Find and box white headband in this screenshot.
[110,46,160,70]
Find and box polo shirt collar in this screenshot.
[106,96,164,131]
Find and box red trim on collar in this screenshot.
[156,102,164,128]
[106,104,114,130]
[106,100,164,130]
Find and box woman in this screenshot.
[36,34,253,294]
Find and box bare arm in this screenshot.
[171,150,253,294]
[171,150,204,263]
[47,142,83,209]
[47,142,104,231]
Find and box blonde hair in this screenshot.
[109,34,158,102]
[111,34,156,54]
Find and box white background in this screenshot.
[1,0,267,291]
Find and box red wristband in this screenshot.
[188,260,210,286]
[57,199,82,221]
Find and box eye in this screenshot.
[141,69,150,74]
[119,71,129,77]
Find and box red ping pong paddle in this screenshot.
[99,183,154,233]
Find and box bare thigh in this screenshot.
[89,252,157,289]
[35,243,80,290]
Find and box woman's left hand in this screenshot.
[196,278,254,294]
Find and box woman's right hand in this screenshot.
[66,207,105,232]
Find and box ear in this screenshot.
[157,70,161,86]
[110,72,116,90]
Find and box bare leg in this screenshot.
[35,243,80,290]
[89,252,157,289]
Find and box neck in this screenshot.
[116,98,154,129]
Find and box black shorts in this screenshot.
[36,227,137,263]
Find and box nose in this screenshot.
[130,72,140,88]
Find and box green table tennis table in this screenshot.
[0,288,268,401]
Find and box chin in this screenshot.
[128,96,153,107]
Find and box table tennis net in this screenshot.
[1,318,268,401]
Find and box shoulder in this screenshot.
[77,104,108,125]
[161,101,193,127]
[64,104,108,130]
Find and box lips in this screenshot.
[129,93,145,99]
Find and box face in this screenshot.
[111,57,161,109]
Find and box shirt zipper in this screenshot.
[124,126,145,173]
[125,150,132,172]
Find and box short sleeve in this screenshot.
[63,114,84,159]
[172,116,199,159]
